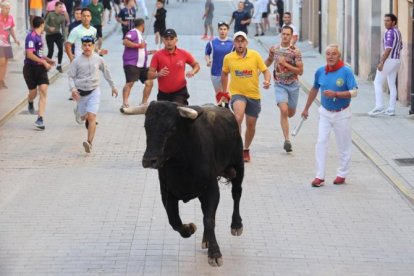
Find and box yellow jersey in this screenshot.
[30,0,43,9]
[222,49,267,100]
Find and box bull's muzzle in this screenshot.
[142,157,161,169]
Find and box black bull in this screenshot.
[142,101,244,267]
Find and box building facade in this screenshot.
[293,0,413,106]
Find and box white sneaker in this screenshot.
[74,106,82,125]
[368,107,385,116]
[384,109,395,116]
[83,141,92,153]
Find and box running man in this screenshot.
[121,18,155,109]
[24,16,55,130]
[265,25,303,152]
[68,36,118,153]
[204,21,233,106]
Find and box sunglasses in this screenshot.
[218,21,229,28]
[81,36,95,43]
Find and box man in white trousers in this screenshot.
[368,13,402,116]
[136,0,149,19]
[301,44,358,187]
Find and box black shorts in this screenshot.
[94,25,103,38]
[154,26,166,35]
[157,86,189,105]
[124,65,149,83]
[23,64,49,90]
[102,0,112,10]
[262,12,268,18]
[113,0,121,4]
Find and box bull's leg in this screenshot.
[230,166,244,236]
[199,183,223,267]
[160,184,197,238]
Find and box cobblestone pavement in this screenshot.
[1,0,414,275]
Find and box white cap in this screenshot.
[233,31,248,41]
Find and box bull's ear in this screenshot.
[177,106,198,120]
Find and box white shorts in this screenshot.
[211,75,222,92]
[77,88,101,116]
[30,8,43,17]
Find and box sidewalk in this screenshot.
[256,34,414,203]
[0,22,120,127]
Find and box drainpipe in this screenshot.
[410,3,414,115]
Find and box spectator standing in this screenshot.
[201,0,214,40]
[282,12,298,44]
[121,18,154,108]
[243,0,253,17]
[101,0,113,24]
[229,2,251,35]
[88,0,104,49]
[67,6,82,100]
[24,16,55,130]
[252,0,264,36]
[148,29,200,105]
[116,0,137,38]
[153,0,166,50]
[136,0,149,20]
[221,31,271,162]
[204,21,233,105]
[29,0,44,28]
[301,44,358,187]
[265,26,303,152]
[368,13,402,117]
[276,0,283,31]
[0,1,20,89]
[257,0,268,33]
[69,36,118,153]
[45,1,67,73]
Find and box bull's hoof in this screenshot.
[208,256,223,267]
[180,223,197,238]
[231,226,243,236]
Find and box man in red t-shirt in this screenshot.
[148,29,200,105]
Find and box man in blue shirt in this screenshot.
[204,21,233,106]
[301,44,358,187]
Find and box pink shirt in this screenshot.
[46,0,67,12]
[0,14,15,47]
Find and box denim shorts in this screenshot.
[77,87,101,116]
[274,82,300,109]
[230,94,261,118]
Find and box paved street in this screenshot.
[1,0,414,275]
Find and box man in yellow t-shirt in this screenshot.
[29,0,44,28]
[221,31,271,162]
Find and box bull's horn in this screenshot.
[178,106,198,120]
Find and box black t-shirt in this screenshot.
[154,7,167,29]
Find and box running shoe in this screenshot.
[83,141,92,153]
[311,178,325,187]
[367,107,384,116]
[34,117,45,130]
[283,140,292,152]
[333,176,346,185]
[384,109,395,116]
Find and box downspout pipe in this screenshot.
[410,4,414,115]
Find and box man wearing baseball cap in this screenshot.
[221,31,271,162]
[148,29,200,105]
